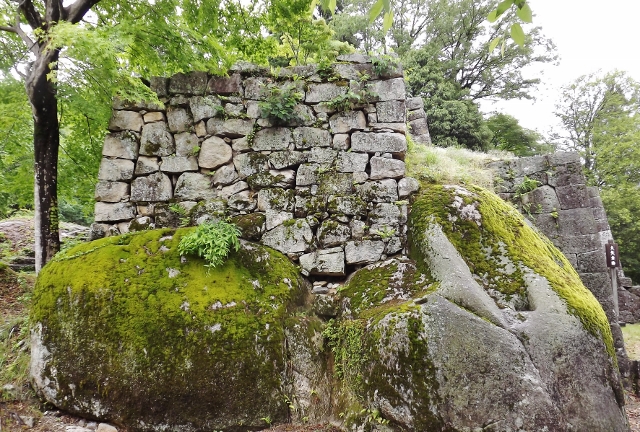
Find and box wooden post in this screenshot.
[605,240,620,323]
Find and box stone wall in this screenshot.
[91,55,422,278]
[489,152,629,377]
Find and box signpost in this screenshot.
[606,240,620,322]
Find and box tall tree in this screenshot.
[485,112,552,156]
[0,0,254,272]
[554,71,640,280]
[553,71,640,180]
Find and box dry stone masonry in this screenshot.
[92,55,421,277]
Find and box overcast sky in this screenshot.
[481,0,640,136]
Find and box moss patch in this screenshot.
[32,228,306,431]
[409,184,615,358]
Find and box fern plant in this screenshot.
[178,221,241,268]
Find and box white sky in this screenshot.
[480,0,640,137]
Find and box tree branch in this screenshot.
[18,0,44,30]
[64,0,102,24]
[0,25,17,33]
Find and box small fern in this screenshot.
[178,221,241,268]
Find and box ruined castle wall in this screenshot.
[91,55,424,277]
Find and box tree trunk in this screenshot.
[26,49,61,273]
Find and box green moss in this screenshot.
[32,228,306,430]
[409,184,615,359]
[230,213,266,241]
[339,259,434,316]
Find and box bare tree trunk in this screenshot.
[27,50,61,273]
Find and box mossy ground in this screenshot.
[409,184,615,358]
[32,228,306,430]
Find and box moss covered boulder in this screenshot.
[323,184,628,431]
[30,228,306,431]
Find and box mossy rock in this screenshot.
[31,228,306,432]
[323,185,627,431]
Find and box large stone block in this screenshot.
[269,151,307,169]
[408,117,429,136]
[94,202,136,222]
[369,203,402,227]
[547,152,581,166]
[356,179,399,203]
[258,188,296,212]
[211,164,239,186]
[318,220,351,248]
[199,136,233,169]
[160,156,199,173]
[108,111,143,132]
[103,132,139,160]
[94,181,129,203]
[168,71,208,95]
[327,196,367,216]
[293,127,331,149]
[232,153,268,180]
[307,148,337,166]
[294,195,326,217]
[189,96,222,123]
[261,219,313,254]
[265,209,294,231]
[406,97,424,111]
[305,83,347,103]
[351,132,406,154]
[520,185,560,213]
[247,170,295,189]
[174,132,200,157]
[336,151,369,173]
[174,172,217,201]
[167,107,193,133]
[369,156,405,180]
[140,122,175,156]
[219,181,250,200]
[243,77,270,100]
[98,158,134,181]
[556,185,589,210]
[577,250,608,273]
[135,156,159,175]
[376,100,406,123]
[299,248,345,276]
[296,164,319,186]
[398,177,420,198]
[209,119,255,138]
[208,74,243,95]
[318,173,353,196]
[367,78,405,101]
[345,240,385,264]
[130,172,173,202]
[329,111,367,134]
[252,127,292,151]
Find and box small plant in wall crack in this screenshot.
[259,81,303,125]
[178,220,241,268]
[169,203,191,227]
[514,175,541,198]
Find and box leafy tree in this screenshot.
[485,112,552,156]
[266,0,351,66]
[405,47,492,150]
[0,0,278,271]
[554,71,640,280]
[0,76,33,218]
[553,71,640,181]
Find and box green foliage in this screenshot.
[178,221,241,268]
[371,54,399,76]
[169,204,191,228]
[485,113,553,156]
[259,82,304,124]
[323,80,376,112]
[266,0,352,66]
[514,176,541,197]
[322,319,366,391]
